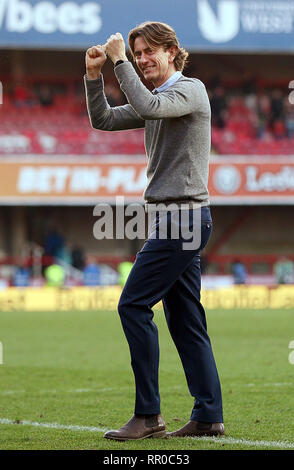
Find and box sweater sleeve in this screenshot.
[114,62,210,120]
[84,74,145,131]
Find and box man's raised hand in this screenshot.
[105,33,128,64]
[85,45,107,80]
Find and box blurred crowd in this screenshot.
[209,83,294,140]
[4,77,293,142]
[6,79,127,115]
[1,75,293,157]
[9,253,294,288]
[7,228,134,288]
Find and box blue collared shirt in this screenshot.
[153,71,182,93]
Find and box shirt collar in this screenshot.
[153,71,182,94]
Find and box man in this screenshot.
[84,21,224,441]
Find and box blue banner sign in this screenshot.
[0,0,294,51]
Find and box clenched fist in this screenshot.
[105,33,128,64]
[85,45,107,80]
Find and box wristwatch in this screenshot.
[115,60,126,67]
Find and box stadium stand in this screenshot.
[0,78,145,155]
[1,66,294,156]
[1,36,294,287]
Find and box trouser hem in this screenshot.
[135,408,161,415]
[190,413,223,423]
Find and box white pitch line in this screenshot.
[0,418,108,433]
[1,383,293,396]
[0,387,114,395]
[0,418,294,449]
[243,382,293,387]
[192,436,294,450]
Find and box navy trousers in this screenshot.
[118,206,223,423]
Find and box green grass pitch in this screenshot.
[0,307,294,450]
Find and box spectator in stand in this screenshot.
[83,256,101,286]
[226,95,256,139]
[13,82,35,107]
[270,89,285,135]
[44,228,65,258]
[12,260,31,287]
[210,85,227,129]
[71,246,85,271]
[270,89,284,120]
[244,91,257,115]
[117,260,133,286]
[55,243,72,265]
[243,81,260,137]
[37,84,54,107]
[274,257,294,284]
[231,260,247,285]
[256,91,271,138]
[44,263,65,287]
[272,118,286,140]
[284,97,294,138]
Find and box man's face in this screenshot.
[133,36,177,88]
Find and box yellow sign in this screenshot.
[0,286,123,312]
[0,285,294,312]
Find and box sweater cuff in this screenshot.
[114,61,135,82]
[84,73,104,88]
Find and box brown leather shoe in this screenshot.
[104,414,166,441]
[168,420,225,437]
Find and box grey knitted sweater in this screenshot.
[84,61,211,205]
